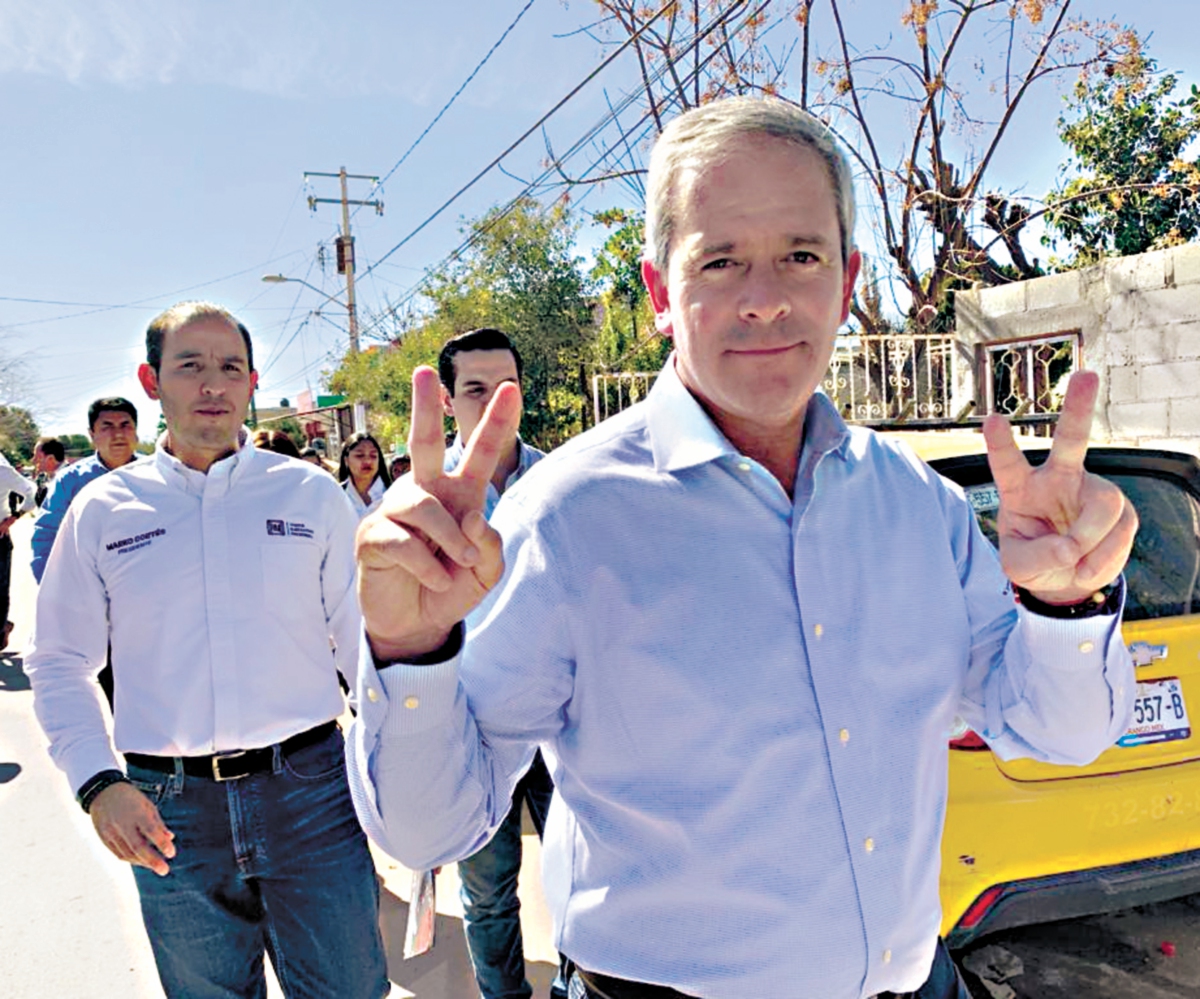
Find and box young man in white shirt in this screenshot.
[27,301,388,999]
[0,451,35,650]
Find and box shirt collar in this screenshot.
[445,434,539,486]
[154,427,254,493]
[645,356,852,475]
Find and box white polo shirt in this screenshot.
[27,440,363,793]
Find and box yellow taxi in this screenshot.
[900,432,1200,947]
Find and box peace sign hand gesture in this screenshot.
[356,366,522,661]
[982,370,1138,605]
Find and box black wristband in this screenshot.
[1015,577,1124,620]
[374,621,464,670]
[77,769,131,813]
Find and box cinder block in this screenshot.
[1160,321,1200,361]
[1140,361,1200,400]
[1138,286,1200,325]
[979,281,1027,318]
[1103,292,1142,333]
[1027,271,1081,311]
[1104,329,1140,366]
[1106,250,1169,294]
[1173,243,1200,287]
[1107,365,1140,404]
[1108,400,1169,437]
[1169,397,1200,437]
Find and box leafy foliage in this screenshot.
[0,406,40,463]
[332,199,597,451]
[1045,57,1200,266]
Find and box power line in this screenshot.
[359,0,679,281]
[357,0,760,338]
[359,0,541,212]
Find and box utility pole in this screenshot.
[305,167,382,354]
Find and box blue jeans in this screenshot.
[127,726,389,999]
[459,750,565,999]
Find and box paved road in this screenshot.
[0,517,559,999]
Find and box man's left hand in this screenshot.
[983,370,1138,605]
[0,515,16,537]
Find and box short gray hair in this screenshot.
[644,96,856,271]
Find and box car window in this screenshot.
[965,473,1200,622]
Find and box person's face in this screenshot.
[390,456,411,480]
[441,349,522,445]
[642,136,860,443]
[33,445,50,474]
[90,410,138,468]
[346,440,380,484]
[137,316,257,471]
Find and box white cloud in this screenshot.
[0,0,436,98]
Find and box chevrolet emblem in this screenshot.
[1128,641,1168,668]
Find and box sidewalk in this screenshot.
[0,517,559,998]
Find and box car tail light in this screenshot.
[957,885,1006,929]
[948,717,989,751]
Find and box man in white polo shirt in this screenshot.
[27,301,388,999]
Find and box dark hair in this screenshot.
[145,301,255,374]
[251,429,301,459]
[87,396,139,431]
[337,433,392,489]
[36,438,65,462]
[437,328,523,395]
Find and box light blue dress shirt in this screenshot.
[444,433,545,517]
[349,360,1134,999]
[31,453,126,583]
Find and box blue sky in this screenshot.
[1,0,1194,438]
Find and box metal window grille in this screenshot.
[983,333,1079,424]
[822,334,959,424]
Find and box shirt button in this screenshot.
[883,949,892,964]
[839,728,850,745]
[366,687,379,703]
[403,696,420,710]
[1079,640,1095,654]
[737,461,752,473]
[864,837,875,853]
[814,624,824,638]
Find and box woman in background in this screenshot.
[338,432,391,518]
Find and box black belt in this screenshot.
[124,720,338,782]
[574,968,697,999]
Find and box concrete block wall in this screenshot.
[955,243,1200,455]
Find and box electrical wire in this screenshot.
[354,0,541,219]
[358,0,679,281]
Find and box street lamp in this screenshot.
[261,274,359,354]
[261,273,365,435]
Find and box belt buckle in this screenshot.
[211,750,248,782]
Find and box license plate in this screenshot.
[1117,677,1191,748]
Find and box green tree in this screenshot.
[590,209,669,371]
[56,433,92,457]
[1044,57,1200,267]
[334,198,595,451]
[0,405,40,463]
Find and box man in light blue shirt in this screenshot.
[350,97,1138,999]
[31,397,140,584]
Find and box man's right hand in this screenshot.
[356,365,521,661]
[90,782,176,876]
